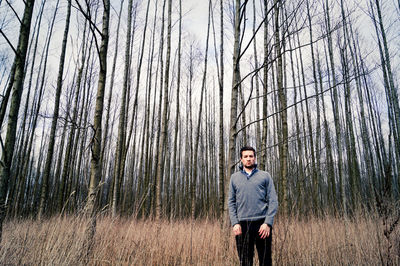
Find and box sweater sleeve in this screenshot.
[228,177,239,226]
[264,175,278,226]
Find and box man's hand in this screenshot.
[258,223,270,239]
[233,224,242,236]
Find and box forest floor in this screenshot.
[0,213,399,265]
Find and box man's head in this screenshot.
[240,146,256,170]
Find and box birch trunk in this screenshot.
[155,0,171,220]
[0,0,35,239]
[84,0,110,217]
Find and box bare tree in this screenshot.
[111,0,133,218]
[37,0,69,219]
[83,0,111,216]
[155,0,172,220]
[0,0,35,240]
[225,0,242,225]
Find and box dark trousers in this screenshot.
[235,220,272,266]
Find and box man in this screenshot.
[228,146,278,266]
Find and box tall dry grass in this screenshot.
[0,213,398,265]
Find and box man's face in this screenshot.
[240,150,256,169]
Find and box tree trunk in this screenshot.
[191,0,212,219]
[8,0,46,218]
[0,0,35,240]
[155,0,171,220]
[252,0,262,157]
[100,0,124,204]
[225,0,242,226]
[171,0,182,220]
[260,0,269,171]
[84,0,110,217]
[274,0,288,215]
[324,0,346,215]
[218,0,225,219]
[37,0,68,219]
[52,0,72,213]
[111,0,133,218]
[306,0,320,214]
[317,49,336,214]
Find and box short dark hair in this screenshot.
[240,146,256,158]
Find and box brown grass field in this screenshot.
[0,213,398,265]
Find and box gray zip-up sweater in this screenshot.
[228,166,278,226]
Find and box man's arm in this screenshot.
[264,175,278,226]
[228,177,240,227]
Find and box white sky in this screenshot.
[0,0,399,150]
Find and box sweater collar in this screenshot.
[239,164,258,178]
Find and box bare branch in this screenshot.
[5,0,22,24]
[73,0,102,59]
[234,66,378,136]
[73,0,103,36]
[0,28,17,54]
[238,0,280,62]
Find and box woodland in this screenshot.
[0,0,399,264]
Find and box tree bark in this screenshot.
[225,0,242,226]
[218,0,225,219]
[0,0,35,240]
[52,0,72,213]
[155,0,171,220]
[111,0,133,218]
[171,0,182,220]
[37,0,67,219]
[191,0,211,219]
[84,0,110,217]
[324,0,346,215]
[260,0,269,171]
[274,0,288,215]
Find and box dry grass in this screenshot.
[0,214,398,265]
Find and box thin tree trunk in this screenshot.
[317,49,336,214]
[191,0,212,219]
[100,0,124,202]
[52,92,72,215]
[37,0,69,219]
[260,0,269,171]
[51,0,73,213]
[111,0,133,217]
[218,0,225,219]
[288,27,304,216]
[70,22,92,212]
[84,0,110,217]
[152,0,167,218]
[137,0,158,218]
[370,0,400,198]
[31,122,47,215]
[225,0,242,226]
[274,0,288,215]
[252,0,261,155]
[7,0,46,217]
[349,25,375,206]
[14,96,42,217]
[74,45,94,210]
[155,0,171,220]
[171,0,182,220]
[306,0,321,214]
[0,0,35,240]
[324,0,346,215]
